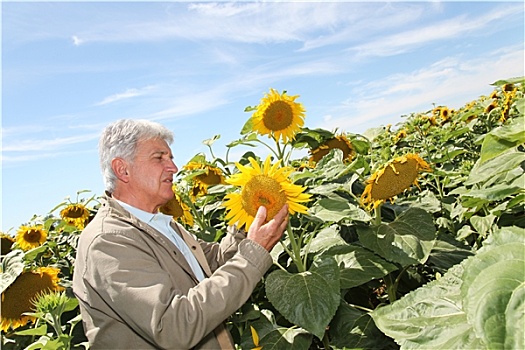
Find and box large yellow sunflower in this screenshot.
[361,154,432,210]
[1,267,63,332]
[1,233,15,256]
[15,225,47,251]
[309,134,354,164]
[159,184,194,227]
[251,88,305,144]
[60,203,90,229]
[183,162,226,200]
[223,156,311,230]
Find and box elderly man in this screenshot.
[73,119,288,349]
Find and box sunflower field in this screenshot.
[1,77,524,350]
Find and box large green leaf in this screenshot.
[329,302,397,350]
[357,207,436,266]
[372,263,484,349]
[309,195,370,223]
[464,149,524,186]
[325,244,398,289]
[1,250,25,293]
[479,115,524,163]
[308,225,348,254]
[265,257,340,339]
[426,233,473,272]
[461,226,525,349]
[371,226,525,350]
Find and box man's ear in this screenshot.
[111,158,130,183]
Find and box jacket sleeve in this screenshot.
[82,227,272,349]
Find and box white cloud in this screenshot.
[2,133,100,152]
[72,35,83,46]
[96,85,155,106]
[350,4,522,58]
[318,45,524,133]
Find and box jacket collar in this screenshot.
[102,192,212,279]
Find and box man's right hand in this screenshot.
[246,204,288,252]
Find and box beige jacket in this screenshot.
[73,194,272,349]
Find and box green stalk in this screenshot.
[373,203,383,226]
[286,222,305,272]
[385,273,397,303]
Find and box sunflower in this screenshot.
[394,129,408,143]
[251,88,305,144]
[361,154,432,210]
[223,156,311,230]
[159,184,194,227]
[484,101,497,114]
[432,106,451,122]
[184,162,226,200]
[309,134,354,164]
[1,233,15,256]
[15,225,47,251]
[1,267,63,332]
[60,203,90,229]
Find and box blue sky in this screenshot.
[2,1,524,232]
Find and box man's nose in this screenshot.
[168,159,178,173]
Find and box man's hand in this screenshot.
[247,204,288,252]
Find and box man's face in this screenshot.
[126,138,178,212]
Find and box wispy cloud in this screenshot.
[350,5,523,58]
[319,45,524,132]
[3,133,100,152]
[95,85,155,106]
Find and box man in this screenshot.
[73,119,288,349]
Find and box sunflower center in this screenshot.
[1,271,57,321]
[171,201,184,219]
[241,175,287,221]
[263,101,294,131]
[311,137,353,162]
[64,206,85,218]
[370,159,420,200]
[24,229,43,243]
[197,172,222,185]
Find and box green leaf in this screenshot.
[241,310,313,350]
[265,257,340,339]
[371,226,525,349]
[1,250,24,293]
[491,76,525,86]
[260,327,313,350]
[357,207,437,266]
[202,134,220,146]
[329,302,396,350]
[460,226,525,349]
[240,117,254,135]
[469,214,496,237]
[308,225,348,254]
[309,196,370,223]
[372,263,484,349]
[14,324,48,336]
[325,244,398,289]
[464,150,524,186]
[480,117,525,163]
[427,233,473,272]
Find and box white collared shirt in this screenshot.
[116,200,205,281]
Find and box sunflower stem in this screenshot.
[373,203,383,226]
[286,222,305,272]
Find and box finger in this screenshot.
[271,204,289,223]
[250,206,267,232]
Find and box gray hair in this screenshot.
[99,119,174,192]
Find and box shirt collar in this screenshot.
[114,199,167,225]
